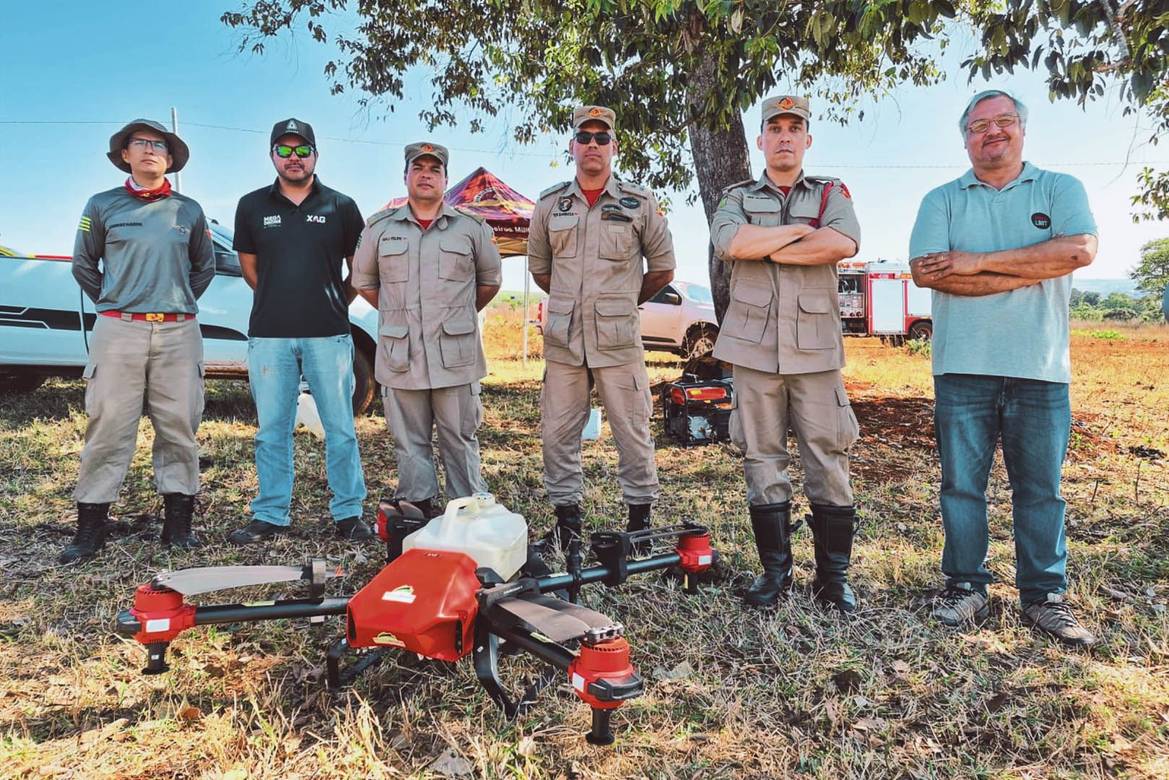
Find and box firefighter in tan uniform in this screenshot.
[710,96,863,612]
[352,142,502,516]
[527,105,676,551]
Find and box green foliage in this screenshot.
[1086,329,1123,340]
[220,1,980,196]
[1070,286,1164,323]
[905,336,932,357]
[1131,237,1169,296]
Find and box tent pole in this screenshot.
[522,256,530,366]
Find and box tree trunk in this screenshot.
[686,50,753,323]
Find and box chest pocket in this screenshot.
[549,214,579,258]
[438,236,474,281]
[378,235,410,283]
[743,195,782,227]
[787,199,823,228]
[599,221,636,261]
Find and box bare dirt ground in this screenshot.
[0,318,1165,779]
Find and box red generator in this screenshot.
[661,355,733,445]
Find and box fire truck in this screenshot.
[837,259,933,342]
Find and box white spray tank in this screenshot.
[295,392,326,438]
[402,492,528,580]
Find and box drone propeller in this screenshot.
[152,561,342,596]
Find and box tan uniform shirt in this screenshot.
[710,171,861,375]
[352,202,502,390]
[528,176,676,368]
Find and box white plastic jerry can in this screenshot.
[295,392,326,438]
[402,492,529,580]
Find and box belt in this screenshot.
[101,311,192,323]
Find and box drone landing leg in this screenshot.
[143,642,169,675]
[326,637,389,689]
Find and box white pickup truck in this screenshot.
[535,280,720,360]
[0,222,382,414]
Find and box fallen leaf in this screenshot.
[429,747,473,778]
[517,736,535,756]
[178,705,202,722]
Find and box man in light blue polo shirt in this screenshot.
[909,89,1099,647]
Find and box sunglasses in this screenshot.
[273,144,314,159]
[574,130,612,146]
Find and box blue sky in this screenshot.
[2,3,1166,292]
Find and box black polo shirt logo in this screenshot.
[306,214,327,224]
[263,215,282,228]
[1031,212,1051,229]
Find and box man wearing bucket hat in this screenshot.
[352,142,501,517]
[527,105,676,553]
[909,90,1098,646]
[63,119,215,563]
[229,118,371,545]
[709,95,863,613]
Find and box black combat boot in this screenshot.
[161,493,201,549]
[807,504,858,613]
[743,501,794,608]
[626,503,652,555]
[544,503,583,555]
[58,502,111,564]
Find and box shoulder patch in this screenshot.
[804,175,842,185]
[453,206,485,223]
[615,179,649,198]
[365,207,397,228]
[720,178,756,194]
[539,181,572,200]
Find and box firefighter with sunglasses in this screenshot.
[527,105,676,553]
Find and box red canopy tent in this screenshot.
[383,166,535,256]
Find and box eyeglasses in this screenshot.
[966,114,1020,135]
[273,144,314,159]
[128,138,169,153]
[573,130,612,146]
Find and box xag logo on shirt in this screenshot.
[263,215,282,228]
[1031,212,1051,230]
[306,215,327,224]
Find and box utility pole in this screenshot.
[170,107,182,193]
[522,256,530,365]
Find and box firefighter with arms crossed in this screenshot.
[710,95,863,612]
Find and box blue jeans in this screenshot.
[933,373,1071,605]
[247,335,366,526]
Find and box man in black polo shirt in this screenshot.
[230,118,371,544]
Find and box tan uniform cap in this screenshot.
[761,95,811,125]
[572,105,616,131]
[404,141,449,169]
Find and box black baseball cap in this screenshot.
[270,118,316,148]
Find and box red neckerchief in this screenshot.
[582,187,604,208]
[125,177,172,202]
[417,218,433,230]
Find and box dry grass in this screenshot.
[0,318,1166,779]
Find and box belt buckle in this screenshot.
[144,312,165,322]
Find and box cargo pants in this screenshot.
[729,365,858,506]
[74,315,204,503]
[541,359,659,507]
